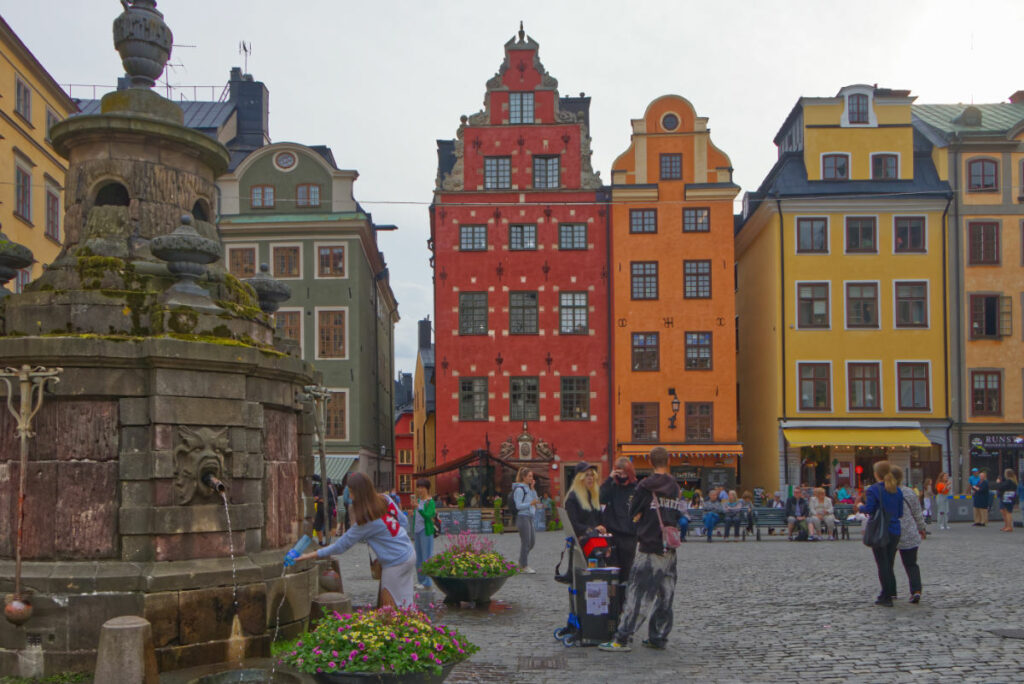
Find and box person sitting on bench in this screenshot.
[785,488,810,540]
[722,490,745,539]
[702,488,723,542]
[807,487,836,540]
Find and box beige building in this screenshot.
[0,17,77,286]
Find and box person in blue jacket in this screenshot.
[857,460,903,607]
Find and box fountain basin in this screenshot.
[312,662,457,684]
[190,669,303,684]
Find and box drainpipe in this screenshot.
[940,195,953,477]
[776,196,788,484]
[950,140,964,489]
[604,189,614,477]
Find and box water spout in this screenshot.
[202,472,226,493]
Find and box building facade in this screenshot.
[737,85,952,493]
[218,142,399,489]
[609,95,742,490]
[0,16,78,287]
[395,372,415,506]
[413,318,437,490]
[430,27,609,497]
[914,98,1024,487]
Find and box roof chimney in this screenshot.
[1010,91,1024,104]
[418,317,432,351]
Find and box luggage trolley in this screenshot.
[552,508,624,647]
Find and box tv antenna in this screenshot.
[239,41,251,73]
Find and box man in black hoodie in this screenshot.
[599,446,680,653]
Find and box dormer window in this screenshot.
[848,94,869,124]
[968,159,998,192]
[872,154,898,180]
[509,92,534,124]
[823,154,850,181]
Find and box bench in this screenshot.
[834,504,862,540]
[684,508,752,540]
[751,507,788,541]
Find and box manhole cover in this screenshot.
[990,628,1024,639]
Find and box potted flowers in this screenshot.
[274,606,478,683]
[420,532,517,604]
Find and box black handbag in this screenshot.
[862,490,890,549]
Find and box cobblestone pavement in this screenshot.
[329,523,1024,683]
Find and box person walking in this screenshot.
[972,471,990,526]
[997,469,1018,532]
[921,478,934,525]
[289,472,416,608]
[411,478,436,590]
[856,461,903,607]
[935,472,951,530]
[512,468,540,574]
[599,447,680,652]
[892,466,926,604]
[600,457,639,579]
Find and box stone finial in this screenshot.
[518,20,525,42]
[149,214,222,313]
[0,229,34,300]
[245,263,291,314]
[113,0,173,89]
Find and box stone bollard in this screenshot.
[93,616,159,684]
[309,592,353,630]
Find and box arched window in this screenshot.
[848,94,869,124]
[968,159,998,191]
[94,182,129,207]
[192,198,211,222]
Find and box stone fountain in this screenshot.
[0,1,320,676]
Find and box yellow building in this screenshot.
[736,85,952,494]
[413,318,437,485]
[0,17,77,286]
[914,96,1024,487]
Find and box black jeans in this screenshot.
[872,536,900,599]
[611,534,637,581]
[723,515,742,538]
[898,546,922,595]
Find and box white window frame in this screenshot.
[894,360,933,414]
[840,87,877,127]
[270,241,303,280]
[793,215,831,255]
[892,214,928,254]
[795,360,834,414]
[892,279,931,330]
[315,306,349,361]
[843,215,880,255]
[324,387,350,442]
[843,279,882,330]
[314,240,350,280]
[224,242,259,278]
[845,360,884,413]
[869,152,901,180]
[794,280,832,330]
[820,152,851,181]
[274,306,305,356]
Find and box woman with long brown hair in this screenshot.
[856,461,904,606]
[511,467,540,573]
[997,468,1019,532]
[290,472,416,608]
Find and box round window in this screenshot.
[661,113,679,131]
[274,152,297,170]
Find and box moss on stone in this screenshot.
[76,255,126,285]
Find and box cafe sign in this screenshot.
[970,434,1024,451]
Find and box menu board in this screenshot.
[436,509,470,535]
[466,509,482,533]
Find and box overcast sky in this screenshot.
[5,0,1023,374]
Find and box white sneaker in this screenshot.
[521,566,536,574]
[414,583,426,590]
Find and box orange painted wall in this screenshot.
[610,95,740,453]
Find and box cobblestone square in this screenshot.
[330,523,1024,683]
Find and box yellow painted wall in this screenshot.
[803,98,915,181]
[0,22,77,280]
[413,352,436,481]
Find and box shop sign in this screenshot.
[970,434,1024,451]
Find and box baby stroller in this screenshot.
[552,508,623,647]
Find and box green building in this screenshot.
[218,142,399,488]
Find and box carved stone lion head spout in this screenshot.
[173,426,232,505]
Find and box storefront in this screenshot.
[623,444,743,493]
[968,433,1024,480]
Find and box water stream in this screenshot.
[220,492,240,619]
[267,565,288,682]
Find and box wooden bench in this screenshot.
[751,507,788,541]
[685,508,753,540]
[834,504,862,540]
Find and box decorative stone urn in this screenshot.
[246,263,292,314]
[0,231,33,300]
[113,0,173,89]
[150,214,223,311]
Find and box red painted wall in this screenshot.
[394,411,415,508]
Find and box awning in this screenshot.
[413,450,549,479]
[322,455,359,483]
[783,428,932,448]
[621,444,743,459]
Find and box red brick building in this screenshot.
[429,25,609,500]
[394,371,415,507]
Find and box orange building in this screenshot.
[610,95,743,490]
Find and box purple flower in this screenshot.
[328,661,336,669]
[411,654,419,661]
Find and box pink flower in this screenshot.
[363,655,368,662]
[411,654,419,661]
[328,662,336,669]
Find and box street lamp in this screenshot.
[667,388,681,430]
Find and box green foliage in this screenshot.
[420,531,517,578]
[492,522,504,534]
[0,671,91,684]
[493,496,502,510]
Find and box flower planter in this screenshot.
[313,662,457,684]
[428,574,512,604]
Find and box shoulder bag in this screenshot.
[862,487,891,549]
[654,497,681,551]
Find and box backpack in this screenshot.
[506,486,520,522]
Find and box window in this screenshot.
[14,165,31,222]
[897,363,930,411]
[685,332,712,370]
[398,450,413,466]
[45,109,59,142]
[822,154,849,180]
[398,474,412,494]
[846,283,879,328]
[510,224,537,250]
[509,92,534,124]
[630,209,657,234]
[971,370,1002,416]
[459,292,488,335]
[13,268,31,294]
[797,282,830,328]
[559,292,588,335]
[15,76,31,121]
[275,310,301,344]
[684,260,711,299]
[560,377,589,420]
[631,403,659,442]
[685,403,713,442]
[510,377,539,421]
[848,94,868,124]
[799,363,831,411]
[484,157,511,189]
[509,291,538,334]
[317,309,347,358]
[631,261,658,300]
[848,363,881,411]
[683,208,710,233]
[325,390,347,439]
[631,332,659,371]
[45,185,60,241]
[968,222,999,264]
[533,156,559,189]
[318,245,345,277]
[845,217,877,252]
[969,294,1011,338]
[296,184,320,208]
[895,282,928,328]
[251,185,274,208]
[559,223,587,250]
[895,217,925,253]
[459,225,487,251]
[968,159,998,191]
[227,247,256,277]
[459,378,488,421]
[872,154,897,180]
[272,245,300,278]
[660,153,682,180]
[797,218,828,253]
